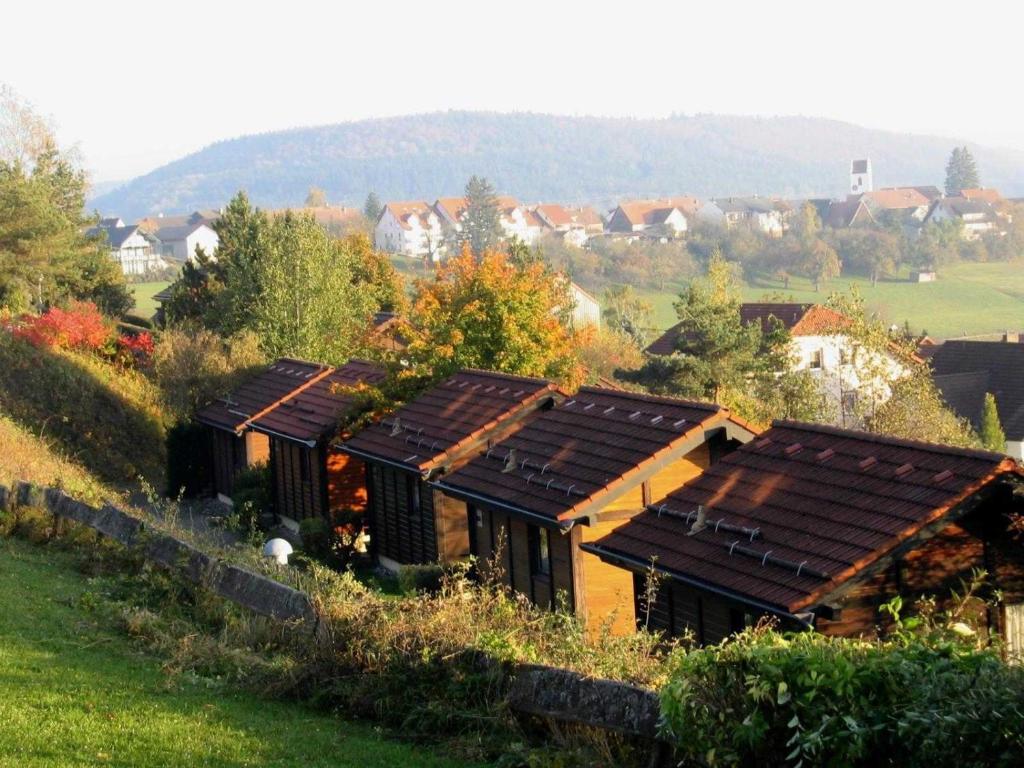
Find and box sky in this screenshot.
[4,0,1022,183]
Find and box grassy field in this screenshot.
[0,536,475,768]
[128,281,171,320]
[637,261,1024,339]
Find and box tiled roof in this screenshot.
[383,201,435,230]
[534,203,573,228]
[932,340,1024,440]
[436,388,746,523]
[434,196,520,223]
[645,303,849,355]
[339,370,558,474]
[88,223,142,249]
[195,358,330,434]
[960,188,1003,205]
[586,421,1016,613]
[249,360,386,445]
[862,188,930,210]
[713,197,779,214]
[616,198,700,227]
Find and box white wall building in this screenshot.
[850,158,873,195]
[88,221,166,276]
[374,201,445,260]
[155,222,220,262]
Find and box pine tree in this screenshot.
[460,175,502,258]
[980,392,1006,453]
[363,191,382,222]
[945,145,980,195]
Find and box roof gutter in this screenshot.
[432,480,576,531]
[579,542,815,630]
[249,424,318,448]
[334,443,430,479]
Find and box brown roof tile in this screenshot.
[249,360,386,445]
[586,421,1017,613]
[195,358,330,434]
[437,388,750,522]
[339,370,558,474]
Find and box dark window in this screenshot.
[408,476,421,517]
[300,449,311,482]
[810,349,823,369]
[529,525,551,577]
[729,608,750,635]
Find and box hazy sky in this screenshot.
[5,0,1021,183]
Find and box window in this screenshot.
[475,508,484,528]
[408,476,422,517]
[839,346,851,366]
[809,349,823,369]
[300,449,311,482]
[529,526,551,577]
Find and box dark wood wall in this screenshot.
[470,505,576,611]
[367,464,438,565]
[635,575,753,645]
[270,440,370,524]
[210,428,243,497]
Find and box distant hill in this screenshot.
[91,111,1024,219]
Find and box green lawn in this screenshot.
[128,281,170,320]
[637,261,1024,339]
[0,537,475,768]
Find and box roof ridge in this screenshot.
[245,366,337,428]
[577,386,722,412]
[770,419,1010,462]
[454,368,554,387]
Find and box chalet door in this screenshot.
[1005,604,1024,663]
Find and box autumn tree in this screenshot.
[869,370,979,448]
[403,248,584,386]
[980,393,1006,453]
[945,146,980,195]
[458,175,502,258]
[827,228,901,286]
[801,239,841,291]
[305,186,327,207]
[601,284,653,347]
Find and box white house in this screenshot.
[154,222,220,262]
[432,195,542,245]
[646,303,911,427]
[569,282,601,329]
[374,201,445,260]
[924,197,1002,240]
[88,221,166,276]
[532,204,604,246]
[710,197,786,236]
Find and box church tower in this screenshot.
[850,158,873,195]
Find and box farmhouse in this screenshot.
[709,197,786,236]
[433,389,756,634]
[248,360,386,525]
[582,421,1024,652]
[154,221,220,262]
[533,204,603,246]
[337,370,560,571]
[924,197,1002,240]
[87,220,165,276]
[195,359,334,502]
[606,198,698,236]
[646,303,912,426]
[931,339,1024,460]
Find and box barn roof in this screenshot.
[583,421,1018,614]
[338,369,558,475]
[195,358,330,434]
[248,360,386,446]
[435,388,755,523]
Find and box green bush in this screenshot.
[298,517,330,560]
[165,420,211,498]
[398,563,446,595]
[659,623,1024,767]
[230,463,272,532]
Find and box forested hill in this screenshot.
[91,111,1024,218]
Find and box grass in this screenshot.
[129,281,171,320]
[0,536,477,768]
[636,261,1024,339]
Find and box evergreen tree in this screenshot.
[209,192,271,336]
[980,392,1006,453]
[459,175,502,258]
[363,191,382,222]
[945,145,980,195]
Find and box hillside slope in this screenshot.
[92,112,1024,218]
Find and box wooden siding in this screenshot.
[326,450,369,516]
[581,518,637,635]
[366,464,438,566]
[271,439,321,522]
[635,575,756,645]
[210,428,243,497]
[435,492,470,563]
[245,431,270,466]
[649,443,709,502]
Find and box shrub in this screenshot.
[165,419,211,498]
[398,563,445,594]
[12,301,113,352]
[116,331,155,368]
[230,463,272,532]
[660,619,1024,767]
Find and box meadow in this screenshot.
[637,261,1024,339]
[128,281,171,320]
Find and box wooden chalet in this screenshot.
[582,421,1024,651]
[248,360,386,524]
[433,388,757,635]
[195,359,332,502]
[337,370,560,571]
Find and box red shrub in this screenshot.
[12,302,112,352]
[117,331,155,367]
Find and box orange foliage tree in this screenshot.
[402,248,586,388]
